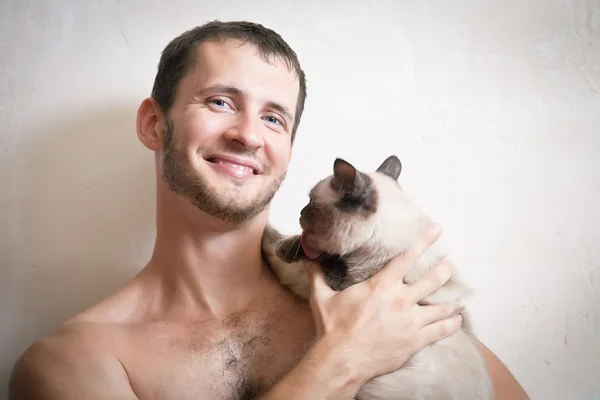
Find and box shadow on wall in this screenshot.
[2,102,156,393]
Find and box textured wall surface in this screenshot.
[1,0,599,398]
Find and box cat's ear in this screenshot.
[275,235,306,263]
[332,158,366,197]
[376,155,402,181]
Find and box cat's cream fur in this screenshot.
[261,155,494,400]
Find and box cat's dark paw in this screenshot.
[275,235,305,263]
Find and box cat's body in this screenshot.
[261,155,493,400]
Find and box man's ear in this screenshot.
[136,97,163,151]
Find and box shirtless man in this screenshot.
[8,20,529,400]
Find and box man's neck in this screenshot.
[143,192,273,321]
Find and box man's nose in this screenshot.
[224,113,264,150]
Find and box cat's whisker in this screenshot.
[280,236,301,259]
[285,236,300,259]
[291,236,302,260]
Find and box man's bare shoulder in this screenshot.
[9,308,138,399]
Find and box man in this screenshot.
[9,20,529,399]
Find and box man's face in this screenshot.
[160,39,299,223]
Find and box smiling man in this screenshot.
[8,20,529,400]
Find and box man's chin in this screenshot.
[185,188,271,223]
[202,169,263,192]
[194,200,269,224]
[167,164,284,223]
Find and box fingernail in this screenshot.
[444,262,454,277]
[439,264,453,281]
[431,223,442,236]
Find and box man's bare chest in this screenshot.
[122,304,315,399]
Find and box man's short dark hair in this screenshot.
[151,20,307,141]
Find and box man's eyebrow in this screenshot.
[193,84,242,98]
[194,84,294,123]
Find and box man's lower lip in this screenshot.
[207,159,257,179]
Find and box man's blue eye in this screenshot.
[212,100,226,107]
[265,116,281,125]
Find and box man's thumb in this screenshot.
[303,260,333,299]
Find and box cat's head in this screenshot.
[276,155,403,263]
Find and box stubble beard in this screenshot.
[161,116,285,223]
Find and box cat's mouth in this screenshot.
[300,233,322,260]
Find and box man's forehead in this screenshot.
[193,39,294,78]
[188,39,299,105]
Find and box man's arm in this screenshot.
[476,339,530,400]
[261,337,530,400]
[258,334,365,399]
[8,332,138,400]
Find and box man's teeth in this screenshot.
[217,160,253,173]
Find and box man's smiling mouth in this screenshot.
[203,154,261,176]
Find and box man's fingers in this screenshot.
[372,223,443,285]
[418,314,463,349]
[415,302,460,328]
[407,258,454,303]
[402,223,443,267]
[303,260,334,302]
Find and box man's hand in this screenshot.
[304,222,461,384]
[260,223,462,399]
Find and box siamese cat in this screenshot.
[261,155,493,400]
